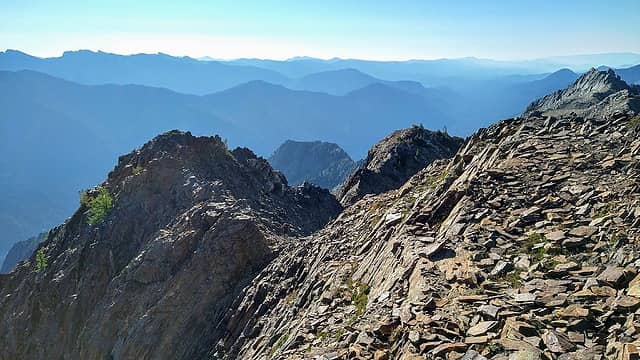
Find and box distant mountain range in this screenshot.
[1,49,639,263]
[286,68,428,96]
[3,50,640,95]
[615,64,640,84]
[226,52,640,83]
[0,50,287,95]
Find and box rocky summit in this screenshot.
[0,131,340,359]
[525,67,640,118]
[1,69,640,360]
[335,125,464,207]
[268,140,358,189]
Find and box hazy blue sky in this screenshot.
[2,0,639,60]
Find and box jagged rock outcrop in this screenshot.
[525,68,640,118]
[268,140,358,189]
[0,231,48,273]
[335,126,464,206]
[0,130,341,360]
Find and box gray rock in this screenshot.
[335,125,463,206]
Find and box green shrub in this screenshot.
[348,279,370,317]
[133,165,143,175]
[501,269,523,287]
[85,186,114,225]
[269,334,288,356]
[79,190,90,207]
[35,248,48,272]
[523,232,548,261]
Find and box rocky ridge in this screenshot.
[0,131,340,359]
[268,140,358,189]
[223,113,640,360]
[210,70,640,359]
[525,68,640,118]
[335,126,464,207]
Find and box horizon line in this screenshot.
[3,48,640,64]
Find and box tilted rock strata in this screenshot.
[215,111,640,359]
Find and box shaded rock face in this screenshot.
[0,130,341,360]
[335,126,464,206]
[268,140,357,189]
[0,231,47,273]
[525,68,640,118]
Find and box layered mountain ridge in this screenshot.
[1,69,640,359]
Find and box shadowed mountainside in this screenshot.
[268,140,357,189]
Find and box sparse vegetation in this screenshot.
[426,168,448,187]
[595,202,616,218]
[82,186,114,225]
[609,232,628,246]
[269,334,288,356]
[315,330,329,341]
[35,248,47,272]
[486,342,505,355]
[629,115,640,128]
[285,292,297,304]
[368,214,383,228]
[501,269,523,287]
[524,232,548,261]
[133,165,143,175]
[348,279,370,317]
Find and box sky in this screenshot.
[1,0,639,60]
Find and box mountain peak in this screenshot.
[335,125,464,206]
[524,68,639,118]
[576,67,628,90]
[0,129,341,359]
[268,140,356,189]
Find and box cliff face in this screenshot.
[268,140,357,189]
[335,126,464,206]
[0,131,340,360]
